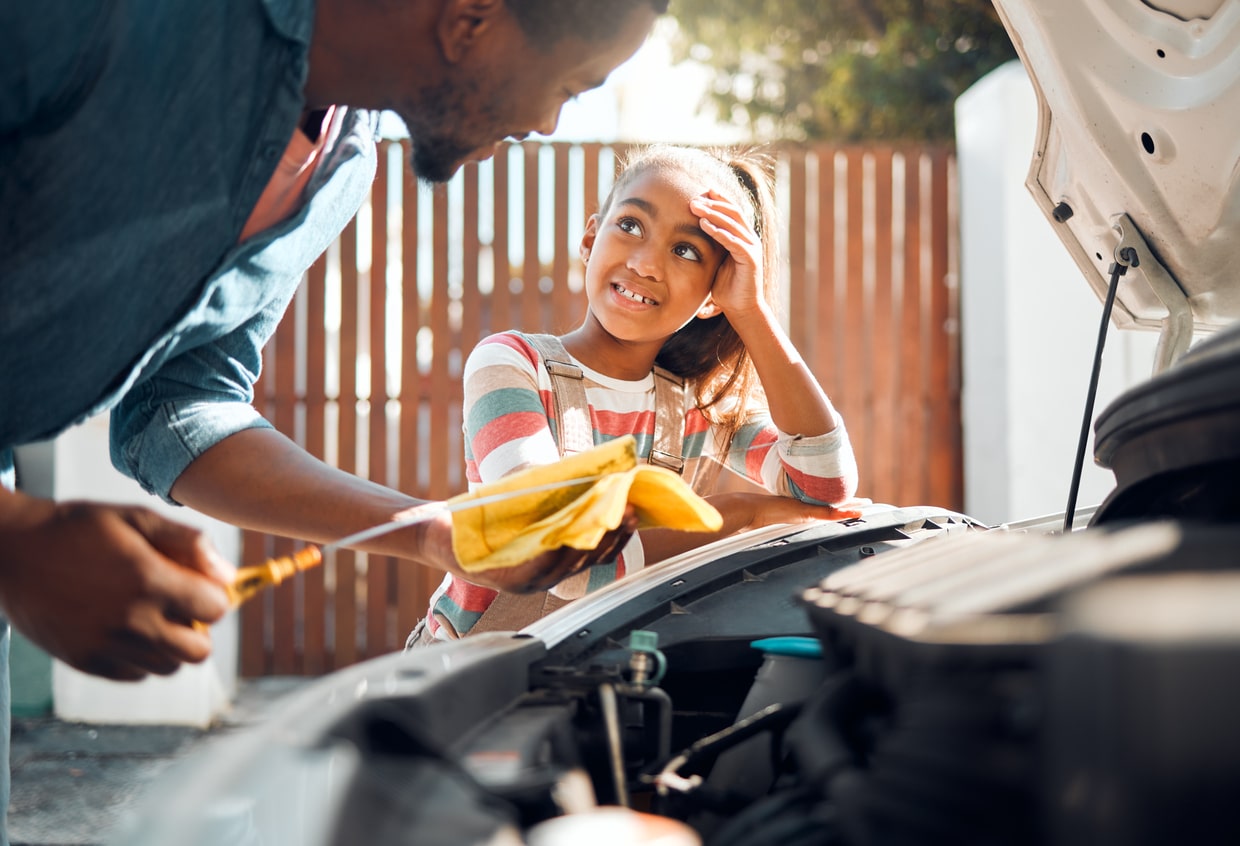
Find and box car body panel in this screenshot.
[992,0,1240,338]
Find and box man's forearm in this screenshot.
[169,427,448,568]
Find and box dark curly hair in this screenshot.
[507,0,669,49]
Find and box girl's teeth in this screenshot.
[616,285,655,305]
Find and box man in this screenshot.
[0,0,663,839]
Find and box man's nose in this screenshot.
[532,104,563,138]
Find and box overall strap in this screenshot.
[468,333,590,635]
[525,333,687,476]
[649,365,686,475]
[468,591,571,635]
[524,333,594,455]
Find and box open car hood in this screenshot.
[992,0,1240,362]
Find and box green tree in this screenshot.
[669,0,1017,141]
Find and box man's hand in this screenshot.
[0,491,235,681]
[422,505,640,594]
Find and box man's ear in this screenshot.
[580,214,600,265]
[696,296,721,319]
[436,0,506,64]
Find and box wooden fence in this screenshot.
[240,140,961,676]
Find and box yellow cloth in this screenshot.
[449,435,723,573]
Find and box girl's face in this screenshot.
[580,169,726,347]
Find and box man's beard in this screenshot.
[402,77,487,184]
[410,136,473,184]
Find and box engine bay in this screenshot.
[301,506,1240,846]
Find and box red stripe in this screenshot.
[488,332,540,370]
[745,430,778,479]
[785,465,850,504]
[473,411,550,464]
[684,408,710,435]
[594,408,653,439]
[446,579,498,614]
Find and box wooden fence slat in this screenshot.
[552,143,575,333]
[239,523,270,676]
[269,279,299,674]
[842,149,871,497]
[583,143,601,217]
[492,149,512,342]
[927,149,962,509]
[870,148,897,504]
[429,186,452,500]
[397,145,431,633]
[302,256,328,674]
[814,145,839,403]
[335,216,360,669]
[522,143,542,333]
[461,163,483,353]
[786,149,809,359]
[903,151,932,504]
[367,153,391,658]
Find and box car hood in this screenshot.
[992,0,1240,351]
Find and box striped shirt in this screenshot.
[423,331,858,639]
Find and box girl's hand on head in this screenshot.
[690,190,765,318]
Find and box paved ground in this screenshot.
[8,678,307,846]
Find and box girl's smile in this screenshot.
[610,282,659,308]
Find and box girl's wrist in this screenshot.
[726,300,783,343]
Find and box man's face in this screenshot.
[399,8,657,183]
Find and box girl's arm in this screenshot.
[639,491,852,564]
[460,332,565,483]
[691,190,840,439]
[692,191,858,504]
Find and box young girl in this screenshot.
[412,144,859,644]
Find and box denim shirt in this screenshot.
[0,0,378,500]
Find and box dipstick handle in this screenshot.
[227,546,324,606]
[191,546,324,633]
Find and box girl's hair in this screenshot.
[597,144,781,448]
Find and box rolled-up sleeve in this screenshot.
[109,299,282,503]
[725,414,860,506]
[106,108,377,504]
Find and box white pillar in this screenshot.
[33,414,240,727]
[955,61,1159,527]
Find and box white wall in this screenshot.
[956,62,1160,527]
[25,415,240,727]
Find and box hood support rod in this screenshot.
[1063,246,1135,533]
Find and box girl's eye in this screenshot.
[673,243,703,262]
[617,217,643,237]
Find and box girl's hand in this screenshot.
[690,190,766,318]
[425,506,641,594]
[640,493,860,564]
[709,492,858,533]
